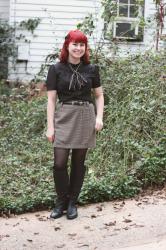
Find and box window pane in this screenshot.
[119,5,128,17]
[116,23,135,38]
[119,0,128,3]
[130,5,139,17]
[130,0,137,4]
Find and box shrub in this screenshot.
[0,21,16,79]
[0,51,165,214]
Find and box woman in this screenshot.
[46,30,104,220]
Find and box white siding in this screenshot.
[8,0,100,81]
[8,0,166,81]
[0,0,10,20]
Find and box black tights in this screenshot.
[53,148,88,202]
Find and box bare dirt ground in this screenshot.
[1,188,166,250]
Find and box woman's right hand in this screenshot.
[46,128,55,143]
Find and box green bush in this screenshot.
[0,52,165,214]
[0,21,16,79]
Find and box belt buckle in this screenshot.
[71,100,87,105]
[72,101,83,105]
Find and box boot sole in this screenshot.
[50,212,64,219]
[67,213,78,220]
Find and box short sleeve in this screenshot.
[92,65,101,88]
[46,65,57,91]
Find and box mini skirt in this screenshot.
[54,102,96,148]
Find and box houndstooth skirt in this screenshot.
[53,102,96,148]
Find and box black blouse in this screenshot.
[46,62,101,103]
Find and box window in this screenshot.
[113,0,144,41]
[118,0,139,18]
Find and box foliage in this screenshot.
[101,0,118,40]
[0,21,16,79]
[77,14,96,36]
[19,18,41,34]
[35,48,60,82]
[0,51,166,214]
[153,0,166,50]
[0,89,54,214]
[101,0,145,41]
[37,0,164,80]
[92,51,166,188]
[0,18,41,80]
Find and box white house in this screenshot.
[0,0,165,82]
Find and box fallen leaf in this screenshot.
[68,233,77,237]
[123,218,132,223]
[35,214,41,217]
[96,205,103,211]
[21,217,29,221]
[136,202,142,206]
[133,224,145,228]
[78,243,89,248]
[57,244,65,248]
[0,234,10,240]
[91,214,97,218]
[27,239,33,242]
[120,201,125,207]
[13,222,20,227]
[104,221,116,226]
[38,217,47,221]
[135,197,139,201]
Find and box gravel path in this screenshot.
[1,189,166,250]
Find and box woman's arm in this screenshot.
[46,90,57,142]
[93,86,104,131]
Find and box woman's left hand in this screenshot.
[95,117,103,131]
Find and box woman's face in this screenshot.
[68,41,86,60]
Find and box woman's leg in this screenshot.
[69,148,88,201]
[50,147,70,219]
[67,148,88,219]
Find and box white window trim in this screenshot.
[113,0,144,40]
[113,20,139,39]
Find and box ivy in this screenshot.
[0,18,41,80]
[19,18,41,34]
[0,52,166,214]
[77,14,95,36]
[0,21,16,79]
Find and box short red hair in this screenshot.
[59,30,90,64]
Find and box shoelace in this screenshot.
[68,63,87,91]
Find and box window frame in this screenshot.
[113,0,144,41]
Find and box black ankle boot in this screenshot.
[50,199,68,219]
[67,200,78,220]
[51,166,70,219]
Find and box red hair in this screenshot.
[59,30,90,64]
